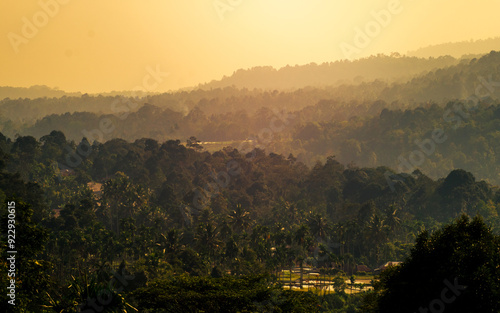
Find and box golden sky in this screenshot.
[1,0,499,93]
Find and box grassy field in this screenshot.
[277,270,375,294]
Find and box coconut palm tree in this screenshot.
[366,214,388,265]
[196,222,221,267]
[309,213,327,240]
[229,204,252,233]
[384,204,402,237]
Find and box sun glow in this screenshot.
[1,0,499,93]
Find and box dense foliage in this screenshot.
[1,129,499,311]
[363,215,500,313]
[1,51,500,312]
[2,52,500,186]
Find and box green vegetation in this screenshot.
[1,128,500,311]
[1,51,500,312]
[362,215,500,313]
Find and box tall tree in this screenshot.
[229,204,251,233]
[365,215,500,313]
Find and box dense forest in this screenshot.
[3,0,500,309]
[2,52,500,186]
[1,51,500,312]
[0,129,499,311]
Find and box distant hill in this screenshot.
[198,38,500,91]
[3,51,500,128]
[198,54,463,91]
[407,37,500,59]
[377,50,500,103]
[3,52,500,185]
[0,85,165,100]
[0,85,82,100]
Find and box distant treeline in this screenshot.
[3,52,496,123]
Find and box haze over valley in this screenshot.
[1,1,500,312]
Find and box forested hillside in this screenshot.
[0,53,478,123]
[2,52,500,186]
[406,36,500,58]
[0,85,82,100]
[1,131,499,311]
[198,54,463,90]
[3,1,499,311]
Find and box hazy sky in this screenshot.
[1,0,499,93]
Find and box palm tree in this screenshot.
[334,222,346,257]
[366,215,388,265]
[293,225,312,288]
[158,228,183,255]
[345,220,359,255]
[198,208,214,225]
[224,236,239,273]
[250,225,272,264]
[286,247,298,289]
[309,213,327,240]
[343,253,355,275]
[384,204,402,235]
[228,204,252,233]
[195,222,221,266]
